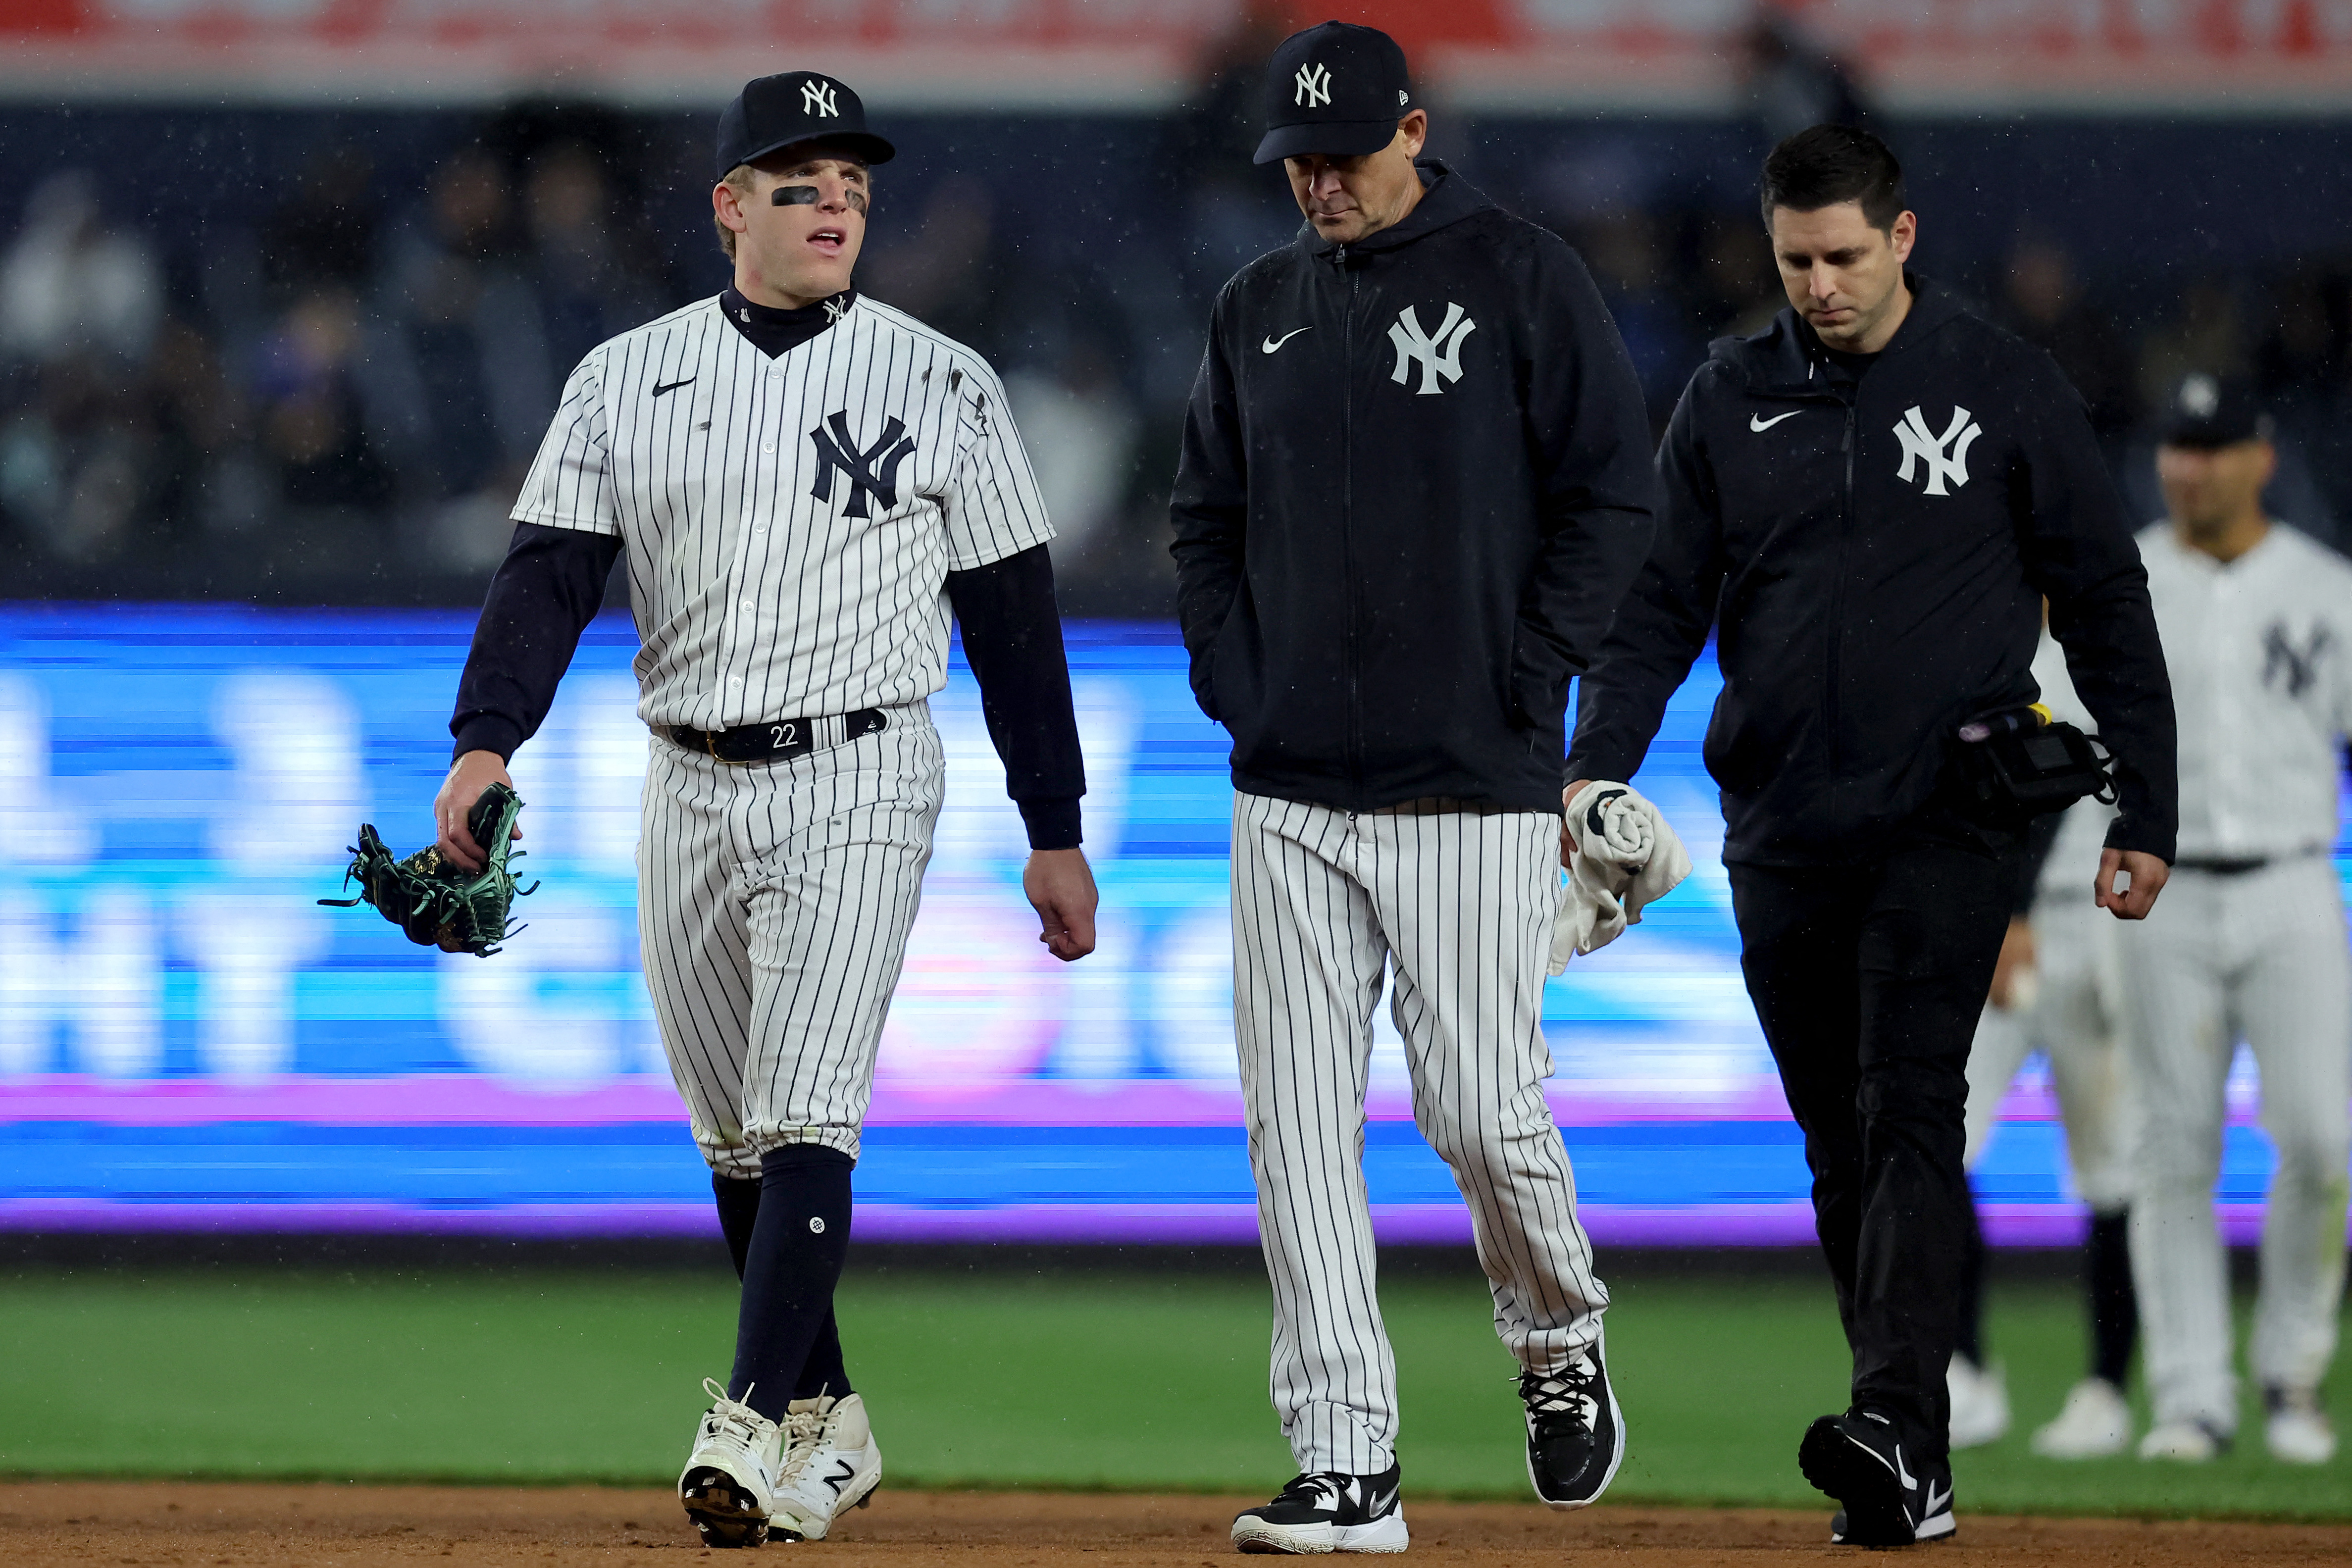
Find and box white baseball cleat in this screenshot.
[2137,1417,2229,1463]
[2264,1387,2338,1466]
[679,1377,783,1548]
[1945,1355,2011,1449]
[2031,1378,2132,1459]
[768,1390,883,1541]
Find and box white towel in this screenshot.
[1549,781,1693,975]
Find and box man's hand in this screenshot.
[1023,847,1099,962]
[435,750,520,873]
[2096,847,2168,920]
[1989,915,2037,1010]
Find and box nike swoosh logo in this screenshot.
[1749,410,1800,432]
[1892,1443,1916,1490]
[1261,328,1312,354]
[654,378,695,398]
[1923,1482,1950,1518]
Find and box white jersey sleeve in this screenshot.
[511,352,619,537]
[941,358,1055,571]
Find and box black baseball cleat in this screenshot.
[1521,1340,1626,1510]
[1230,1465,1407,1554]
[1800,1410,1954,1547]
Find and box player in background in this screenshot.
[1946,628,2141,1459]
[1171,21,1657,1551]
[2122,374,2352,1467]
[432,72,1099,1544]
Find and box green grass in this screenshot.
[0,1261,2346,1518]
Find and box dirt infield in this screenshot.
[4,1481,2350,1567]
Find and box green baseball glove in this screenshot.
[319,782,536,957]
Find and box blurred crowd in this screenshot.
[3,68,2351,612]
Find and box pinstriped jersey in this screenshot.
[511,293,1054,729]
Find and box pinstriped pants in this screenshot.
[1230,793,1609,1475]
[2116,858,2352,1427]
[639,703,943,1177]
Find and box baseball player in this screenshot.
[1947,630,2141,1459]
[432,72,1099,1545]
[1170,23,1658,1551]
[2122,374,2351,1467]
[1572,126,2176,1545]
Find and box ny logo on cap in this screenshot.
[1295,62,1331,108]
[802,79,838,117]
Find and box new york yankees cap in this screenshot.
[1255,21,1414,166]
[2158,371,2268,448]
[716,71,896,181]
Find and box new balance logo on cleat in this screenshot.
[767,1391,882,1543]
[1232,1466,1408,1555]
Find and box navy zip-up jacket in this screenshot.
[1169,162,1657,814]
[1570,277,2177,865]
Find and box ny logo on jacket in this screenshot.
[1892,405,1983,495]
[1388,303,1476,395]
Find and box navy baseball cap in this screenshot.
[1254,21,1415,166]
[2159,372,2268,448]
[716,72,895,181]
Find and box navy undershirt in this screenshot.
[449,288,1085,850]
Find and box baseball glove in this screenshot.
[319,782,536,957]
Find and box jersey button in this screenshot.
[762,442,775,454]
[739,599,755,612]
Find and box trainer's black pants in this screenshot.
[1728,821,2022,1458]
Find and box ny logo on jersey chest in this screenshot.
[2264,620,2333,697]
[809,410,917,519]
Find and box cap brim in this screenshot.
[2159,424,2260,449]
[724,130,896,178]
[1253,119,1398,165]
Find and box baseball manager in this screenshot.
[1171,21,1657,1552]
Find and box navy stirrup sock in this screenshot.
[2087,1207,2138,1389]
[713,1173,762,1278]
[726,1145,855,1421]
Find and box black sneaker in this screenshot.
[1521,1341,1626,1510]
[1800,1411,1954,1547]
[1230,1466,1407,1555]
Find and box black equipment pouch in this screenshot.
[1948,707,2116,826]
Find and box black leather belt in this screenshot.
[665,708,886,765]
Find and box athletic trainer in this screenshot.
[433,71,1098,1546]
[1570,126,2176,1545]
[2122,374,2351,1467]
[1170,22,1657,1552]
